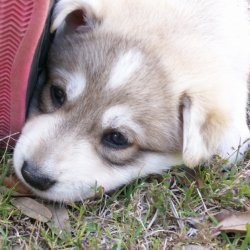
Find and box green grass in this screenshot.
[0,148,250,249]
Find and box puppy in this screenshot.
[13,0,250,202]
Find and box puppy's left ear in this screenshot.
[51,0,102,33]
[181,95,227,167]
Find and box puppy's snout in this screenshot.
[21,161,56,191]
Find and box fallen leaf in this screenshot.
[47,204,71,236]
[11,197,52,222]
[214,209,233,223]
[216,211,250,232]
[3,175,31,194]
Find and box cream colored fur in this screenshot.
[13,0,250,201]
[52,0,250,165]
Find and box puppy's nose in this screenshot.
[21,161,56,191]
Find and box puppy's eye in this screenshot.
[50,85,66,107]
[102,131,129,149]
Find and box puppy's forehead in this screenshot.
[49,33,168,120]
[106,49,143,90]
[49,33,150,102]
[50,32,146,81]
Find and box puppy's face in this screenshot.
[13,30,183,201]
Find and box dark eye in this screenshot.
[50,85,66,107]
[102,131,129,149]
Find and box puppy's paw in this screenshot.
[216,125,250,164]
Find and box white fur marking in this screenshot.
[66,73,86,100]
[102,105,143,135]
[106,50,143,90]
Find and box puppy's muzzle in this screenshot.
[21,162,56,191]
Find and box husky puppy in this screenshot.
[13,0,250,201]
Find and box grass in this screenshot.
[0,147,250,249]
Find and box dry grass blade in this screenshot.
[11,197,52,222]
[169,198,185,231]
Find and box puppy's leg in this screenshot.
[182,90,249,167]
[182,95,226,166]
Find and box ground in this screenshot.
[0,131,250,249]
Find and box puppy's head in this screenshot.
[14,0,236,201]
[13,1,185,201]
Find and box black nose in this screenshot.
[21,161,56,191]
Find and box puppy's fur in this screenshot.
[14,0,250,201]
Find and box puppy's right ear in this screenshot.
[51,0,102,33]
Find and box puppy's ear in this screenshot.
[181,95,227,167]
[51,0,102,33]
